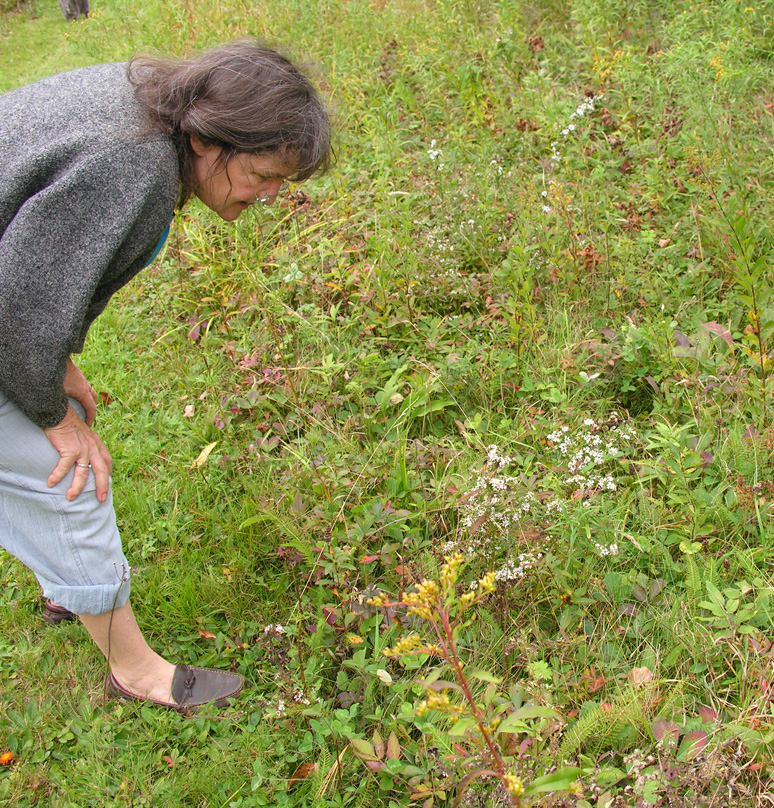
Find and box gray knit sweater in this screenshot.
[0,63,179,428]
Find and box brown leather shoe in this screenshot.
[42,599,77,625]
[107,664,243,713]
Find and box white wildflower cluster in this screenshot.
[414,212,479,285]
[494,551,543,582]
[264,623,285,635]
[292,687,311,706]
[544,92,604,207]
[568,472,617,492]
[427,139,446,171]
[570,95,601,120]
[275,699,286,717]
[487,444,512,468]
[546,421,636,492]
[454,446,544,564]
[490,156,504,176]
[594,542,619,557]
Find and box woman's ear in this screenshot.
[190,133,208,157]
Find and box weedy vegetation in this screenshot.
[2,0,774,805]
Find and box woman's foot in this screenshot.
[109,657,177,705]
[108,664,243,712]
[42,598,77,625]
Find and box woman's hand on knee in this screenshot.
[43,405,113,502]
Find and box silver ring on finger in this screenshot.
[75,463,92,469]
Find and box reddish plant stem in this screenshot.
[430,607,508,782]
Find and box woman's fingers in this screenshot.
[87,444,112,502]
[66,461,93,502]
[43,405,113,502]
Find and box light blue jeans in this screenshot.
[0,392,131,615]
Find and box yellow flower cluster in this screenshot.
[366,593,388,608]
[383,633,424,658]
[403,579,440,618]
[459,591,477,608]
[439,552,465,592]
[503,773,524,797]
[415,691,465,718]
[477,571,496,594]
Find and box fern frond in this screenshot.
[558,683,654,762]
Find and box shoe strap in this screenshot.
[171,665,197,706]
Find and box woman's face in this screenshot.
[190,135,295,221]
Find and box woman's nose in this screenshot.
[258,178,286,205]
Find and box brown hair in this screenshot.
[128,39,332,204]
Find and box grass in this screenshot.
[3,0,774,805]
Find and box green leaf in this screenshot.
[497,706,561,733]
[698,600,725,617]
[523,767,584,796]
[350,738,377,761]
[470,670,502,684]
[447,718,477,737]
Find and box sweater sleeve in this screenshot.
[0,141,177,428]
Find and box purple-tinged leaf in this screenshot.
[744,424,755,441]
[673,331,690,348]
[678,730,708,761]
[698,705,718,723]
[372,730,384,759]
[365,760,385,771]
[701,451,714,468]
[599,328,618,341]
[386,731,400,761]
[645,376,659,393]
[700,322,734,349]
[350,738,377,761]
[425,679,464,694]
[652,718,681,744]
[649,579,665,599]
[632,584,648,602]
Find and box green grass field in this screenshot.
[3,0,774,805]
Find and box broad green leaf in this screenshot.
[470,670,502,684]
[350,738,377,761]
[523,767,584,796]
[497,706,561,734]
[448,718,476,737]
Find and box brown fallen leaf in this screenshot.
[628,666,653,687]
[289,762,317,789]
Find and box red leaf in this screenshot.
[198,629,217,640]
[589,675,605,693]
[699,705,718,723]
[162,755,175,768]
[323,607,341,628]
[99,391,112,405]
[359,555,380,564]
